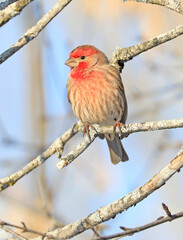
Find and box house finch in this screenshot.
[65,45,129,164]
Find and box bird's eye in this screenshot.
[80,56,85,60]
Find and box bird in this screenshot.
[65,45,129,164]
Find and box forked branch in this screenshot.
[32,148,183,239]
[94,203,183,240]
[0,118,183,192]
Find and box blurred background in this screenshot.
[0,0,183,239]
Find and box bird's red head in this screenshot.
[69,45,98,59]
[65,45,108,70]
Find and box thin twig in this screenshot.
[162,203,172,217]
[84,219,103,239]
[94,210,183,239]
[33,147,183,239]
[0,220,59,239]
[123,0,183,15]
[0,0,73,64]
[0,224,28,240]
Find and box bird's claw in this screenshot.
[113,121,124,136]
[119,133,129,140]
[83,122,97,141]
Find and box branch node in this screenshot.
[57,159,66,169]
[120,226,132,231]
[162,203,172,217]
[21,221,27,232]
[84,219,103,239]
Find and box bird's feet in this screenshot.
[113,121,124,136]
[113,121,129,139]
[83,122,97,141]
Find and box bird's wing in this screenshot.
[105,65,128,124]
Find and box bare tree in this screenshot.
[0,0,183,239]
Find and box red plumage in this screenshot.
[65,45,128,164]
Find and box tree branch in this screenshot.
[94,203,183,240]
[0,0,73,64]
[110,0,183,70]
[0,1,183,68]
[32,147,183,239]
[57,128,96,169]
[0,122,80,192]
[0,224,28,240]
[0,119,183,192]
[0,220,59,239]
[0,0,34,27]
[0,118,182,192]
[110,24,183,70]
[57,118,183,169]
[0,0,20,10]
[123,0,183,15]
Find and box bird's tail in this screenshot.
[106,134,129,164]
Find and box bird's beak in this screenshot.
[65,57,78,68]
